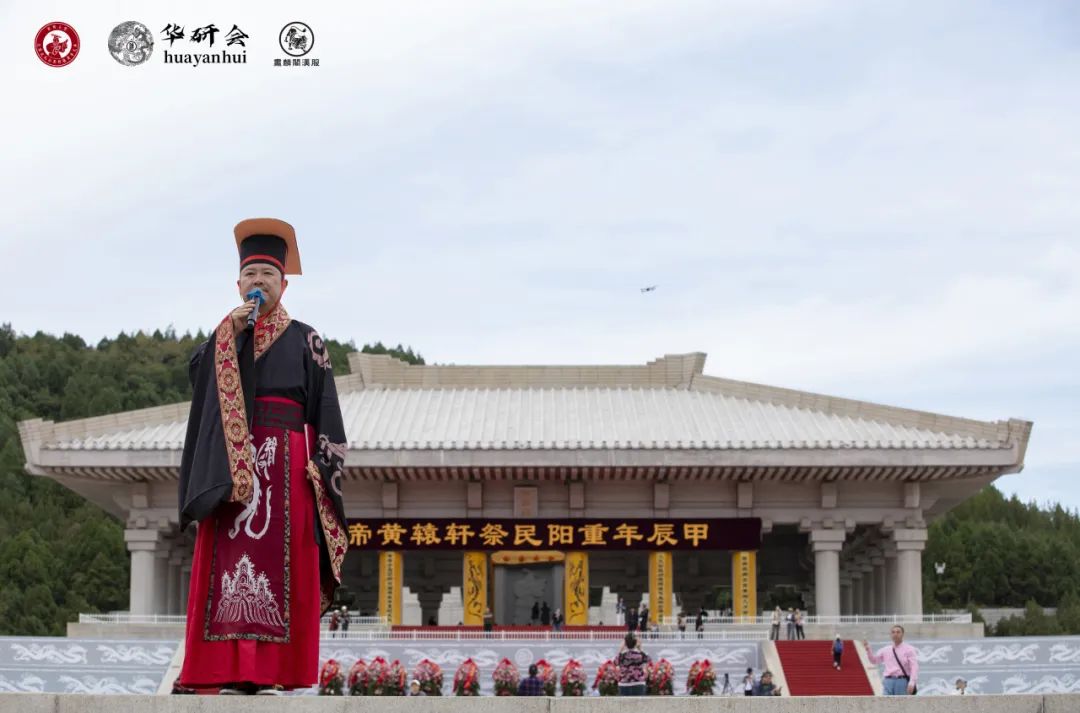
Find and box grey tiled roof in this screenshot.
[44,386,1008,452]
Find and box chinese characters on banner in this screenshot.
[732,550,758,619]
[378,551,402,625]
[345,518,761,551]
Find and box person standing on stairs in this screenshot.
[865,625,919,696]
[832,635,843,670]
[769,606,781,640]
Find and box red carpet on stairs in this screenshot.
[774,640,873,696]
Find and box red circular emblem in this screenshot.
[35,22,80,67]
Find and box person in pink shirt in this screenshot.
[864,625,918,696]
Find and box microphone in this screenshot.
[245,289,265,330]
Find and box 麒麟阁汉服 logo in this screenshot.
[275,22,319,68]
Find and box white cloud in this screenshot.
[2,0,1077,506]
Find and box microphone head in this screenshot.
[245,288,265,305]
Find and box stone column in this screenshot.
[165,555,181,615]
[839,574,853,616]
[167,541,188,615]
[179,557,193,614]
[873,558,887,615]
[860,561,875,614]
[882,543,899,614]
[893,529,928,616]
[153,548,171,615]
[809,529,845,618]
[849,570,864,615]
[124,529,162,616]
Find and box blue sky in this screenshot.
[3,1,1077,507]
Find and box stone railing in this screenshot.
[324,629,766,641]
[79,612,389,628]
[660,613,973,626]
[78,613,188,625]
[1,693,1077,711]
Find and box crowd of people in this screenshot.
[768,605,806,640]
[615,598,708,638]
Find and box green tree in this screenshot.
[0,325,424,635]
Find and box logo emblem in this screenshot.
[109,21,154,66]
[35,22,80,67]
[279,22,313,57]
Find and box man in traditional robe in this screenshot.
[175,218,348,695]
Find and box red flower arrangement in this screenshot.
[535,659,556,696]
[347,658,367,696]
[560,659,587,696]
[389,659,407,695]
[411,658,444,696]
[454,658,481,696]
[492,658,520,696]
[364,656,407,695]
[318,658,344,696]
[592,660,619,696]
[686,659,716,696]
[647,659,674,695]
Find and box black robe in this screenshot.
[178,307,347,610]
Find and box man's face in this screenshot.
[890,626,904,644]
[237,263,286,313]
[761,674,772,685]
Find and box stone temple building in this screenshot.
[18,351,1031,628]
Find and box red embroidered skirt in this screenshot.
[179,397,321,690]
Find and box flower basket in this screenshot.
[492,658,520,696]
[318,658,344,696]
[647,659,674,696]
[454,658,481,696]
[388,659,407,695]
[560,659,587,696]
[687,659,716,696]
[365,656,406,696]
[347,659,367,696]
[535,659,556,697]
[592,660,619,696]
[412,658,444,696]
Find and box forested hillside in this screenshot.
[0,323,420,635]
